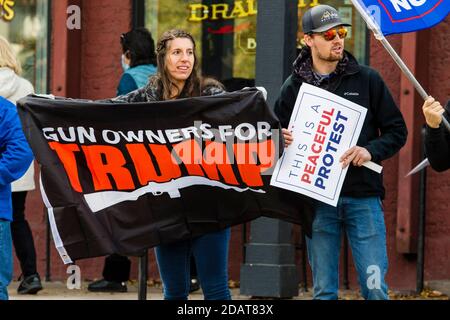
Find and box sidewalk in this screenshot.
[8,281,449,300]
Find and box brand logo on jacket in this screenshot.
[344,92,360,96]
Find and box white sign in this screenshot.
[270,83,367,207]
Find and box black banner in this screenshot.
[17,89,313,263]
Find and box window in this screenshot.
[142,0,368,88]
[0,0,49,93]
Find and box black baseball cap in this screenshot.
[302,5,352,34]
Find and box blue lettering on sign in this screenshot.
[314,111,348,190]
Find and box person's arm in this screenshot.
[363,70,408,163]
[424,99,450,171]
[274,76,301,147]
[0,100,34,187]
[274,76,298,129]
[117,73,138,96]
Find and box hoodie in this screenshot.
[0,67,35,192]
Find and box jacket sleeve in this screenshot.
[274,76,299,129]
[425,112,450,172]
[0,100,34,187]
[364,71,408,162]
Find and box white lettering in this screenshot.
[66,5,81,30]
[66,265,81,290]
[390,0,427,13]
[367,265,382,290]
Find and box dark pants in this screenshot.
[102,254,131,282]
[11,191,38,277]
[101,253,197,283]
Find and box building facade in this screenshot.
[1,0,449,292]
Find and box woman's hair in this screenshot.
[152,29,202,100]
[0,36,22,75]
[120,27,156,67]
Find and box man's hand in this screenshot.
[340,146,372,168]
[282,128,293,148]
[422,97,445,129]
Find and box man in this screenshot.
[422,98,450,171]
[0,96,34,300]
[275,5,407,300]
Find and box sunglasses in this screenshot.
[316,27,348,41]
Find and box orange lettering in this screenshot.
[81,145,135,191]
[48,142,83,192]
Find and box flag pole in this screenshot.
[350,0,450,132]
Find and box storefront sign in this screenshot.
[188,0,256,22]
[0,0,15,21]
[188,0,321,22]
[298,0,321,8]
[271,83,367,207]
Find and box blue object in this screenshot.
[357,0,450,35]
[0,220,12,300]
[0,97,34,222]
[117,64,157,96]
[306,197,389,300]
[155,228,232,300]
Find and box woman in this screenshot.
[114,29,231,300]
[89,27,158,294]
[0,36,42,295]
[117,27,157,96]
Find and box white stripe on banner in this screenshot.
[39,174,73,265]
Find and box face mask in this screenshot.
[121,54,129,71]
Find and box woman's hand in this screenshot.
[423,97,445,129]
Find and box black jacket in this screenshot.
[425,102,450,172]
[274,47,408,199]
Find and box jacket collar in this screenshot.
[292,47,360,84]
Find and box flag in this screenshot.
[17,90,314,264]
[354,0,450,35]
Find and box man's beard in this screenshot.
[317,50,343,62]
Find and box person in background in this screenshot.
[0,35,42,295]
[113,29,231,300]
[422,98,450,171]
[88,28,158,293]
[117,27,157,96]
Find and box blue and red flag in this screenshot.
[354,0,450,35]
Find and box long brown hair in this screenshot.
[152,29,201,100]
